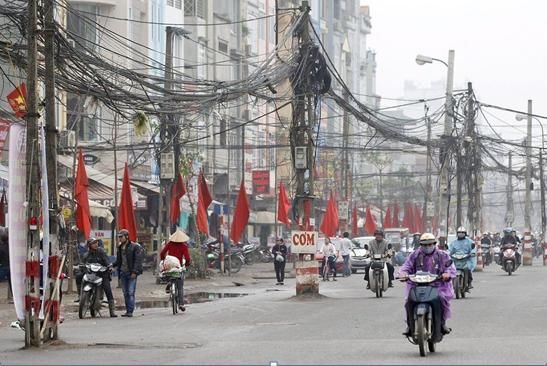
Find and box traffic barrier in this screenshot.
[295,255,319,295]
[543,242,547,266]
[474,238,483,272]
[523,231,533,266]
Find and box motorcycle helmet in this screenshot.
[457,226,467,239]
[419,233,437,245]
[118,229,130,238]
[86,237,98,246]
[503,227,513,236]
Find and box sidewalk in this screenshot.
[0,261,291,327]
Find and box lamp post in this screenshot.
[416,50,455,236]
[516,111,546,241]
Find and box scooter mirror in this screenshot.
[471,243,476,249]
[387,243,393,250]
[364,244,369,250]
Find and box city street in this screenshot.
[1,260,546,365]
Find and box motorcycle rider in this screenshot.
[449,226,475,290]
[481,232,492,265]
[400,233,456,336]
[81,238,117,317]
[160,229,191,312]
[321,237,338,281]
[364,229,394,288]
[500,227,521,266]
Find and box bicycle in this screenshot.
[161,267,185,315]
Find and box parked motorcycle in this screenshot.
[500,244,519,275]
[451,252,472,299]
[404,271,445,357]
[367,254,390,298]
[204,243,244,273]
[79,263,108,319]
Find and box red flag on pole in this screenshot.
[118,163,137,242]
[402,202,413,232]
[170,173,186,224]
[75,149,92,240]
[383,205,392,229]
[196,171,212,234]
[320,192,339,237]
[392,203,400,228]
[414,204,423,233]
[277,182,291,225]
[230,181,250,243]
[351,205,358,236]
[6,83,27,119]
[365,207,377,235]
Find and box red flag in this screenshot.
[170,173,186,224]
[320,192,339,237]
[383,205,392,229]
[402,202,414,232]
[277,182,291,226]
[351,206,358,236]
[392,203,400,228]
[118,163,137,241]
[365,207,377,235]
[414,204,423,233]
[196,171,212,234]
[230,181,250,243]
[6,83,27,118]
[0,190,6,227]
[75,149,91,240]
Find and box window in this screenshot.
[167,0,174,7]
[67,4,98,51]
[219,119,226,146]
[184,0,195,16]
[218,39,228,53]
[175,0,182,9]
[196,0,206,19]
[67,94,100,142]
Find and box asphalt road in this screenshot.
[1,259,547,365]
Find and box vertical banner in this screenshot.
[39,127,49,319]
[8,124,26,321]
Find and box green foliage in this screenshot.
[186,247,209,279]
[179,151,203,179]
[132,111,149,137]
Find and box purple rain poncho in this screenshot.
[399,247,457,320]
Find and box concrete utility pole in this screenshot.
[44,0,60,340]
[505,151,514,227]
[525,99,533,230]
[291,2,317,295]
[423,107,432,231]
[25,0,41,347]
[438,50,455,235]
[463,82,479,235]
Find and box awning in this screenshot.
[59,187,114,223]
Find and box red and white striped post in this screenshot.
[474,237,483,272]
[523,231,533,266]
[292,231,319,295]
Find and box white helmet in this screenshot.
[457,226,467,234]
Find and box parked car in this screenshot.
[350,236,373,273]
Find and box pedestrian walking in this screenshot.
[112,229,143,317]
[321,237,338,281]
[272,238,288,285]
[339,232,352,277]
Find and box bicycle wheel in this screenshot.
[171,282,177,315]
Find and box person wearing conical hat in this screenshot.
[160,229,191,311]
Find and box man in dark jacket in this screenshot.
[81,238,117,317]
[272,238,288,285]
[112,229,143,317]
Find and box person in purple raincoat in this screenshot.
[399,233,457,336]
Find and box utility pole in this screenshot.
[525,99,533,230]
[539,150,546,241]
[44,0,60,340]
[437,50,455,236]
[505,151,514,227]
[424,107,432,231]
[463,83,478,234]
[456,145,463,229]
[25,0,41,347]
[291,2,317,295]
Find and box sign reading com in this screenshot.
[291,231,318,254]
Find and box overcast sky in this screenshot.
[361,0,547,140]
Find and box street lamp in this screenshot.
[415,50,455,236]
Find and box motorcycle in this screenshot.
[237,242,260,265]
[480,243,492,266]
[79,263,108,319]
[501,244,519,275]
[404,271,445,357]
[204,242,244,273]
[493,245,501,265]
[451,252,472,299]
[367,254,390,298]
